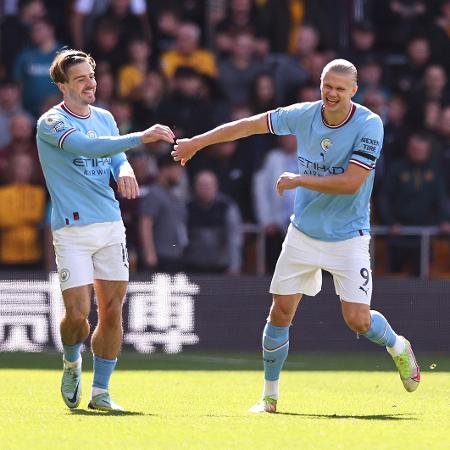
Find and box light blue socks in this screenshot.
[363,310,397,347]
[92,355,117,390]
[263,322,290,381]
[63,342,82,363]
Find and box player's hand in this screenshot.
[117,170,139,199]
[171,138,200,166]
[276,172,300,196]
[141,124,175,144]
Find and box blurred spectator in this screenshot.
[0,113,42,184]
[131,70,167,130]
[13,17,62,117]
[378,132,450,275]
[161,22,217,79]
[94,70,116,110]
[249,72,277,114]
[303,51,330,85]
[346,21,379,67]
[360,87,388,122]
[291,23,320,61]
[149,7,180,56]
[117,149,155,271]
[218,32,266,106]
[353,59,389,104]
[383,95,409,165]
[0,153,46,269]
[264,24,319,103]
[253,134,297,272]
[139,153,187,273]
[0,0,47,75]
[200,140,255,222]
[393,36,432,94]
[110,98,133,134]
[117,37,152,99]
[295,82,320,102]
[214,0,268,58]
[87,19,124,75]
[38,93,62,118]
[156,67,215,139]
[0,80,26,148]
[423,100,442,134]
[387,1,427,48]
[185,170,243,274]
[72,0,151,51]
[408,64,450,127]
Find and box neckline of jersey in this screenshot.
[61,102,91,119]
[321,102,356,129]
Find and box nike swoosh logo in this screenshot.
[68,382,80,404]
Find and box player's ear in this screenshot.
[351,83,358,98]
[56,82,66,95]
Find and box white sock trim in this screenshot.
[91,387,108,398]
[263,379,279,400]
[63,356,82,369]
[387,336,406,357]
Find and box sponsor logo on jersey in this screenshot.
[298,156,344,176]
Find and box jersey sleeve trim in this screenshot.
[58,128,77,148]
[349,159,374,171]
[267,112,275,134]
[352,150,377,161]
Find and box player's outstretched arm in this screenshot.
[171,113,269,166]
[38,116,175,158]
[276,163,371,196]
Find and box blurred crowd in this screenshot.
[0,0,449,276]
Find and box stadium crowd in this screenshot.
[0,0,449,276]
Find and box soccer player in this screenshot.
[36,50,174,411]
[172,59,420,413]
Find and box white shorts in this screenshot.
[270,224,372,304]
[53,221,129,291]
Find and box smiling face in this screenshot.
[320,70,357,115]
[59,61,96,106]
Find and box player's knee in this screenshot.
[65,310,89,329]
[345,313,371,334]
[101,302,123,329]
[269,304,294,326]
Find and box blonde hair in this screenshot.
[321,59,358,84]
[49,49,96,84]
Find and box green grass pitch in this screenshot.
[1,351,449,450]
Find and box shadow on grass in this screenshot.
[276,412,418,421]
[69,409,153,417]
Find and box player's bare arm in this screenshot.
[171,113,269,166]
[276,163,370,196]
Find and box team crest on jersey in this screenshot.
[87,130,97,138]
[59,268,70,282]
[321,138,332,151]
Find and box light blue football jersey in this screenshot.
[268,101,384,241]
[36,103,142,230]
